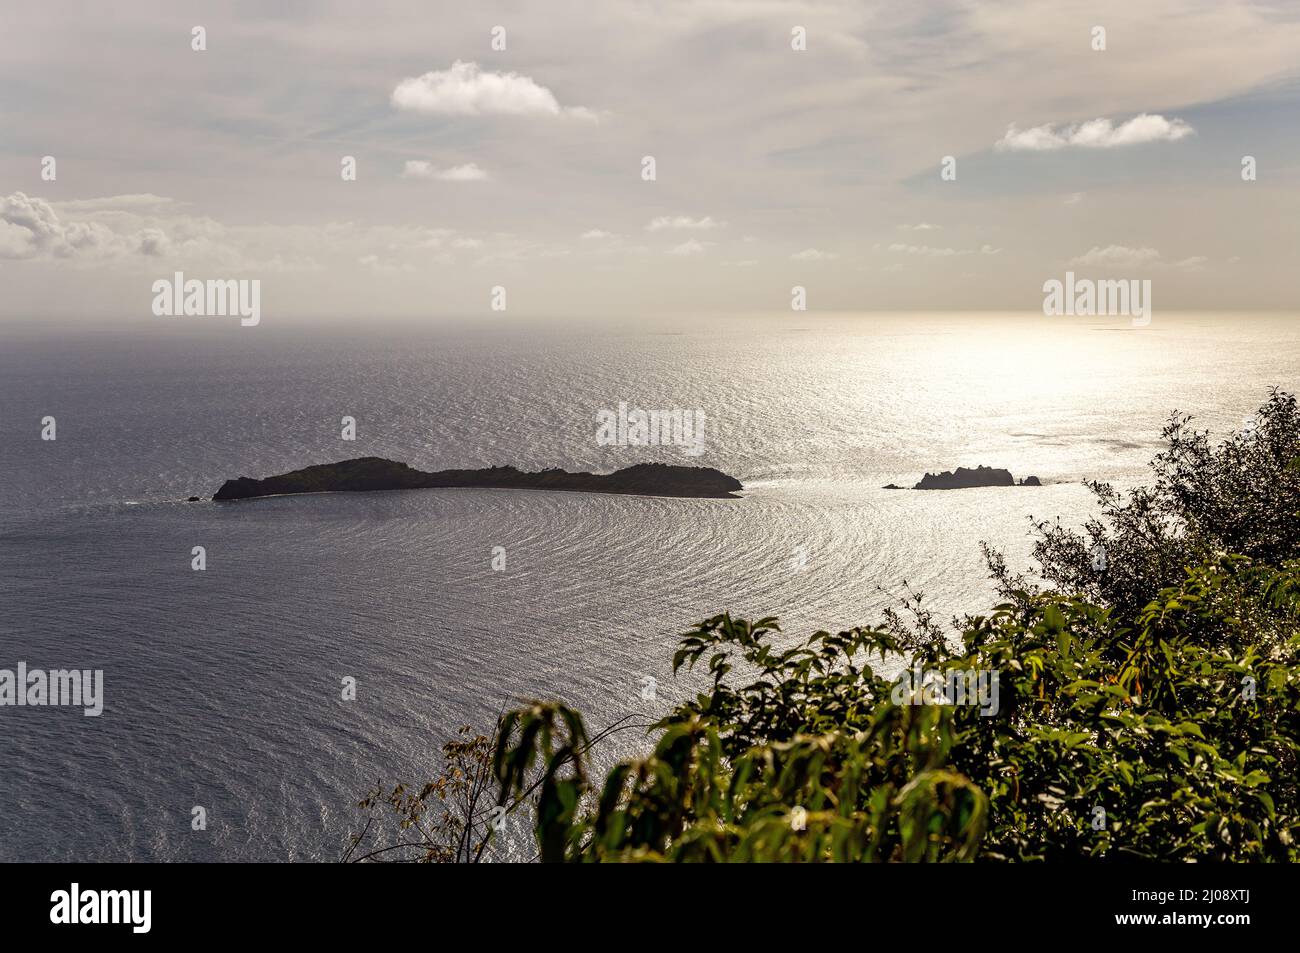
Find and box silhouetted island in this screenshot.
[212,456,743,501]
[883,466,1041,490]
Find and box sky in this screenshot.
[2,0,1299,322]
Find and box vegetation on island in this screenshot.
[348,390,1300,863]
[213,456,743,501]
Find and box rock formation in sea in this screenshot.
[211,456,743,501]
[883,466,1042,490]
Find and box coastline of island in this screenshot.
[210,456,744,501]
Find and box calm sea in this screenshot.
[1,312,1294,860]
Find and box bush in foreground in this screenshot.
[350,392,1300,862]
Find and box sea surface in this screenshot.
[1,312,1295,861]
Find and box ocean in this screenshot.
[1,311,1294,860]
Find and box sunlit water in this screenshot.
[1,312,1295,860]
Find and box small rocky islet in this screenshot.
[883,465,1041,490]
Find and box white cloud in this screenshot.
[646,215,724,232]
[137,228,171,257]
[0,191,322,271]
[791,248,837,261]
[412,228,455,249]
[402,160,488,182]
[888,243,1000,257]
[0,191,133,260]
[391,60,595,119]
[1063,192,1085,206]
[358,253,416,274]
[899,223,941,231]
[581,229,615,240]
[1069,245,1162,268]
[1069,245,1206,270]
[667,239,711,256]
[997,113,1194,151]
[0,191,490,273]
[889,243,949,256]
[52,194,180,214]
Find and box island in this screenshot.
[883,466,1041,490]
[211,456,744,501]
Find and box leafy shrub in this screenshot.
[491,555,1300,861]
[355,392,1300,862]
[1001,388,1300,622]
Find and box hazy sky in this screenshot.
[2,0,1299,321]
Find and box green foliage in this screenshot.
[493,557,1300,861]
[1005,389,1300,621]
[370,391,1300,862]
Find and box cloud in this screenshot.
[899,223,941,231]
[52,194,180,214]
[1069,245,1206,270]
[581,229,615,240]
[646,215,724,232]
[1068,245,1162,268]
[391,60,595,119]
[2,190,278,267]
[791,248,837,261]
[666,239,711,256]
[137,228,171,257]
[402,160,488,182]
[2,191,472,273]
[0,191,129,260]
[996,113,1194,151]
[887,243,1000,257]
[358,253,416,274]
